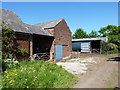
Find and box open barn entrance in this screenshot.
[33,35,54,60]
[91,40,101,53]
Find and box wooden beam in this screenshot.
[29,35,33,57]
[100,40,102,54]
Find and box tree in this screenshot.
[99,25,120,44]
[2,22,17,59]
[72,28,88,39]
[99,25,120,51]
[88,30,99,38]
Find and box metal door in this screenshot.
[81,42,90,52]
[55,45,63,60]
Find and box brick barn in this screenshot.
[2,9,72,60]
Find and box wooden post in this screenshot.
[54,44,56,64]
[50,40,55,60]
[77,50,79,58]
[90,41,92,53]
[100,40,102,54]
[30,35,33,57]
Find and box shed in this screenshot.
[72,37,108,54]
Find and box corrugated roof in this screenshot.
[1,9,53,37]
[72,37,108,42]
[35,18,64,28]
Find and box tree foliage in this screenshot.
[99,25,120,51]
[99,25,118,36]
[88,30,99,38]
[72,28,88,39]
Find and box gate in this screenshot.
[55,44,63,60]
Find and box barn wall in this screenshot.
[44,20,72,59]
[14,33,30,60]
[15,34,30,53]
[54,19,72,58]
[15,33,54,60]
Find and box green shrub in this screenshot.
[2,59,20,72]
[2,61,77,88]
[101,42,118,54]
[0,74,2,89]
[2,23,29,60]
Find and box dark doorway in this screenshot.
[33,35,54,60]
[91,40,101,53]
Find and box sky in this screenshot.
[2,2,118,34]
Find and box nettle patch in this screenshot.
[2,60,77,88]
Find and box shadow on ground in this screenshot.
[107,57,120,62]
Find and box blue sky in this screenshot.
[2,2,118,34]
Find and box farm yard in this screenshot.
[1,2,120,89]
[57,56,96,74]
[57,53,119,88]
[72,54,119,88]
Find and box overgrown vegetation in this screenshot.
[2,22,29,60]
[99,25,120,54]
[2,22,29,72]
[2,60,77,88]
[101,42,118,54]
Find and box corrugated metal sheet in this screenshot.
[55,45,63,60]
[81,42,90,52]
[72,42,81,50]
[72,37,108,42]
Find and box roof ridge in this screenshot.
[35,18,64,28]
[36,18,64,25]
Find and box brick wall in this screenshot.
[14,33,30,60]
[46,19,72,59]
[15,34,30,52]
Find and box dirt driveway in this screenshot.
[73,54,119,88]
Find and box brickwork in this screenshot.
[54,19,72,58]
[15,34,29,52]
[46,19,72,59]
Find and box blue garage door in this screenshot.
[55,45,63,60]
